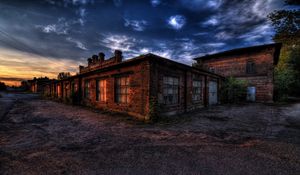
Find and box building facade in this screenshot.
[41,51,223,120]
[194,43,282,102]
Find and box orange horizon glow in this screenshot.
[0,47,84,87]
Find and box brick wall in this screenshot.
[198,47,276,102]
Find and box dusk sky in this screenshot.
[0,0,292,86]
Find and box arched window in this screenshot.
[246,61,256,74]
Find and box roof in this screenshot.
[194,43,282,65]
[53,53,224,83]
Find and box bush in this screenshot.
[221,77,247,103]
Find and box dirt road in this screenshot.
[0,92,299,175]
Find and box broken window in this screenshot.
[163,76,179,105]
[246,61,256,74]
[96,79,107,102]
[84,80,90,99]
[115,76,129,103]
[192,80,202,102]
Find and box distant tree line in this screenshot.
[0,81,7,91]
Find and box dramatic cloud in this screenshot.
[167,15,186,30]
[0,0,292,85]
[66,37,88,50]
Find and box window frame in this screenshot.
[246,61,256,74]
[84,80,90,99]
[96,79,107,102]
[115,76,130,104]
[162,76,180,105]
[192,80,202,102]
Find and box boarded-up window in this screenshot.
[246,61,256,74]
[192,80,202,101]
[115,76,129,103]
[84,80,90,99]
[96,79,107,102]
[163,76,179,105]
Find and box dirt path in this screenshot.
[0,93,299,175]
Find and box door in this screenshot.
[247,87,256,102]
[209,81,218,105]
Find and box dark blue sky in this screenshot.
[0,0,296,85]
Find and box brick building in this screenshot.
[194,43,282,102]
[42,50,223,120]
[28,77,52,93]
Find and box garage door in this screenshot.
[209,81,218,105]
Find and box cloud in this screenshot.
[124,19,148,31]
[215,31,233,40]
[202,17,219,26]
[100,34,140,52]
[179,0,222,11]
[35,18,70,35]
[205,42,226,47]
[66,37,88,50]
[77,8,87,26]
[0,47,82,85]
[113,0,122,7]
[167,15,186,30]
[150,0,161,7]
[238,24,274,43]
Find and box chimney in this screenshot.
[114,50,122,63]
[98,52,105,63]
[92,55,98,64]
[79,65,84,73]
[87,58,92,66]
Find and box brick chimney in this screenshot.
[98,52,105,63]
[79,65,84,73]
[114,50,122,63]
[92,55,98,64]
[87,58,92,66]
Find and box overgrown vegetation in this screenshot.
[268,0,300,101]
[221,77,247,103]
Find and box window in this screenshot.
[115,76,129,103]
[96,79,107,102]
[163,76,179,105]
[192,80,202,101]
[246,61,256,74]
[84,80,90,98]
[209,67,215,73]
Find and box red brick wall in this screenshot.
[150,59,222,116]
[78,60,150,120]
[199,47,276,102]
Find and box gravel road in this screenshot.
[0,92,299,175]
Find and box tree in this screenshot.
[57,72,71,80]
[268,0,300,99]
[0,81,7,91]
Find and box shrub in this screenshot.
[221,77,247,103]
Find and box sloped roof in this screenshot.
[194,43,282,65]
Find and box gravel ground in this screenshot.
[0,92,299,175]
